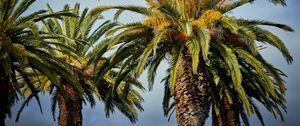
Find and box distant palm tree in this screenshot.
[17,4,144,126]
[0,0,78,125]
[90,0,293,125]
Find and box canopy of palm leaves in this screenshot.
[17,3,145,123]
[90,0,293,125]
[0,0,81,122]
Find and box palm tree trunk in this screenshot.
[57,84,82,126]
[174,50,210,126]
[0,65,10,126]
[0,66,9,126]
[212,96,240,126]
[0,85,8,126]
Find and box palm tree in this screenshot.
[0,0,80,125]
[90,0,293,125]
[17,4,144,126]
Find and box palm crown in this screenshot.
[17,3,144,123]
[0,0,80,124]
[91,0,293,125]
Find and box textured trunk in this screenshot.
[213,97,240,126]
[174,50,210,126]
[0,65,10,126]
[57,84,82,126]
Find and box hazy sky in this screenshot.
[5,0,300,126]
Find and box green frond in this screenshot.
[26,57,58,84]
[256,54,287,94]
[147,51,166,91]
[215,42,252,115]
[249,99,265,126]
[161,68,173,116]
[86,79,101,98]
[41,79,52,93]
[80,15,100,39]
[238,19,294,32]
[88,20,117,44]
[219,16,239,33]
[268,0,287,6]
[0,0,18,21]
[135,46,153,77]
[15,68,43,122]
[238,26,257,54]
[198,27,211,61]
[113,9,125,21]
[51,90,58,121]
[101,79,144,124]
[107,27,144,49]
[45,4,63,34]
[15,92,42,122]
[13,20,39,36]
[254,27,293,63]
[239,103,250,126]
[95,43,139,80]
[213,101,221,117]
[224,89,233,104]
[112,69,134,95]
[151,30,166,56]
[157,3,180,22]
[186,38,201,73]
[74,8,89,37]
[123,74,145,91]
[11,0,36,21]
[90,5,150,17]
[82,84,97,108]
[34,10,76,22]
[14,10,47,25]
[218,0,254,13]
[198,0,219,11]
[207,65,221,86]
[135,30,165,76]
[105,22,142,36]
[85,39,110,66]
[234,48,276,96]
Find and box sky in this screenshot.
[5,0,300,126]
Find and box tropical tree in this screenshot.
[90,0,293,125]
[17,4,144,126]
[0,0,80,125]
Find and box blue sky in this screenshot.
[5,0,300,126]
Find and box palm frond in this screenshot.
[218,0,254,13]
[254,27,293,63]
[238,19,294,32]
[91,5,151,17]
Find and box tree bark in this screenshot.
[0,65,10,126]
[213,96,240,126]
[57,84,82,126]
[174,50,210,126]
